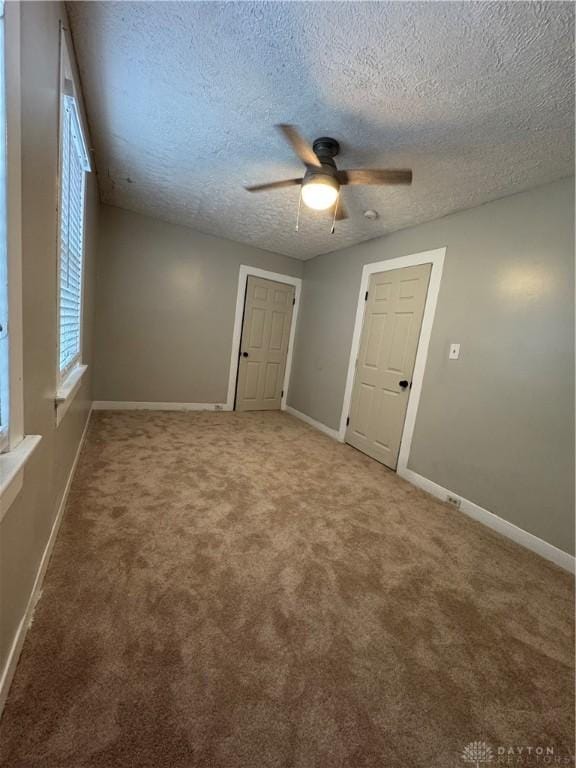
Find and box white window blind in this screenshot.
[0,0,9,448]
[58,92,88,381]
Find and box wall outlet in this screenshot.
[449,343,460,360]
[446,494,461,509]
[214,404,224,411]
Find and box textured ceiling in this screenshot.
[68,1,574,260]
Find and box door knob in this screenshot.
[242,352,249,358]
[399,379,409,389]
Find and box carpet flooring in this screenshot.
[0,411,573,768]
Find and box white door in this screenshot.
[236,276,295,412]
[346,264,431,470]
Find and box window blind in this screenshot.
[58,95,87,379]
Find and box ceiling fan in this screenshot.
[244,124,412,228]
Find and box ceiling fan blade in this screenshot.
[244,178,303,193]
[338,169,412,186]
[276,124,321,167]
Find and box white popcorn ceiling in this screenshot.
[67,1,574,260]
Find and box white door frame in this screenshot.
[226,265,302,411]
[338,247,446,473]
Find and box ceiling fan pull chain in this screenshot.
[295,186,303,232]
[330,191,340,234]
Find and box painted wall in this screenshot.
[93,205,303,404]
[288,178,575,555]
[0,3,98,686]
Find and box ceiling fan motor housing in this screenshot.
[305,163,338,182]
[305,137,340,189]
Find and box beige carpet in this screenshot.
[0,411,573,768]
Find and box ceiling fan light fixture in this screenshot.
[301,176,339,211]
[244,125,413,228]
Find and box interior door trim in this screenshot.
[339,247,446,474]
[227,266,302,411]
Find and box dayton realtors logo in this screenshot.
[462,742,494,766]
[461,741,574,766]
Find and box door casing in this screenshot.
[339,248,446,474]
[227,266,302,411]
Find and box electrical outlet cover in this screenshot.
[449,343,460,360]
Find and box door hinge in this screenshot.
[365,291,368,301]
[346,416,350,426]
[281,390,284,397]
[292,297,295,306]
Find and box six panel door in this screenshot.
[236,276,295,412]
[345,264,431,470]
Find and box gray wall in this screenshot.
[93,205,302,403]
[0,2,98,679]
[289,178,575,555]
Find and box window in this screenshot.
[0,0,24,455]
[0,0,9,451]
[0,1,39,517]
[57,32,90,386]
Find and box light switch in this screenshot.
[449,343,460,360]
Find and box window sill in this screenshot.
[0,435,42,522]
[56,364,88,426]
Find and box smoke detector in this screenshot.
[363,209,379,220]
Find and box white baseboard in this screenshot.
[399,466,575,574]
[284,406,574,574]
[285,406,342,442]
[0,404,93,717]
[92,401,230,412]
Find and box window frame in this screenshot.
[55,26,91,400]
